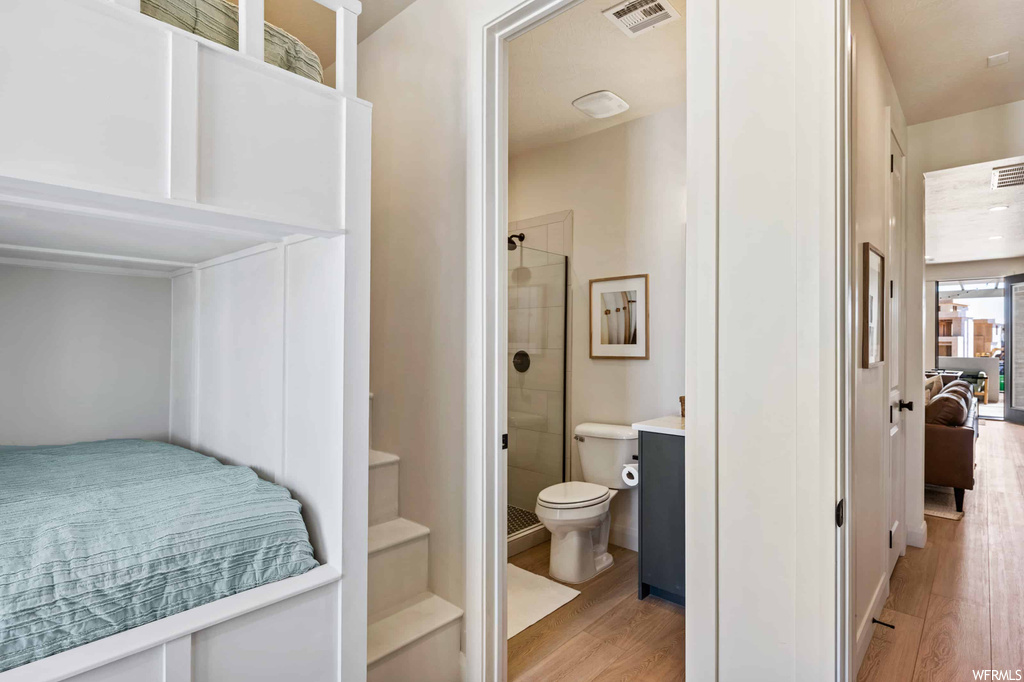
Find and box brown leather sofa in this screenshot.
[924,385,978,512]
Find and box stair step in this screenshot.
[367,594,463,678]
[369,450,399,526]
[368,517,428,554]
[370,449,400,468]
[368,518,430,619]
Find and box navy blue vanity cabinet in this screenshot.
[638,430,685,605]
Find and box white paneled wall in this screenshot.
[170,238,346,567]
[196,248,285,480]
[0,266,171,446]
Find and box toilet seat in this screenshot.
[537,481,610,509]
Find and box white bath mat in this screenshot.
[507,564,580,639]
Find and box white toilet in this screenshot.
[535,422,638,584]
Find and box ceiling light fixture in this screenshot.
[987,51,1010,68]
[571,91,630,119]
[990,205,1010,212]
[990,235,1004,240]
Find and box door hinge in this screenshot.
[836,499,845,528]
[889,530,893,549]
[890,280,894,298]
[501,434,508,450]
[890,405,894,424]
[890,154,894,173]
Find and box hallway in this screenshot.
[858,420,1024,680]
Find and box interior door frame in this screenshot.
[478,0,849,679]
[477,2,588,680]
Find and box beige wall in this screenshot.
[851,0,908,666]
[357,0,471,612]
[509,104,687,550]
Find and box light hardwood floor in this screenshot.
[858,419,1024,681]
[508,542,685,681]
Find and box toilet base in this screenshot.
[593,551,613,577]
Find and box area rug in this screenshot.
[924,484,964,520]
[507,564,580,639]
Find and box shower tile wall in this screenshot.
[507,211,572,512]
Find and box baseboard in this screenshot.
[610,524,638,552]
[907,517,927,549]
[508,526,549,558]
[853,573,890,675]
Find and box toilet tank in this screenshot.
[574,423,638,489]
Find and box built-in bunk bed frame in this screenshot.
[0,0,370,680]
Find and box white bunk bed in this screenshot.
[0,0,370,680]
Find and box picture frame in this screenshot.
[589,274,650,359]
[862,242,885,368]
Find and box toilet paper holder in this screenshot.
[621,462,640,487]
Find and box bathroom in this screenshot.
[504,1,687,676]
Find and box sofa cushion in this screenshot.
[926,392,968,426]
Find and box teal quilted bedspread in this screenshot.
[0,439,318,672]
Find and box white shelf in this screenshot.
[0,172,346,276]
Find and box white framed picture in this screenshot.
[589,274,649,359]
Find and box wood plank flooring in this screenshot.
[858,419,1024,681]
[509,542,685,681]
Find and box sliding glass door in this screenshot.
[1005,274,1024,424]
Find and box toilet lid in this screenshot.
[537,482,610,508]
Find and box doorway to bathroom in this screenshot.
[493,0,688,679]
[506,231,570,553]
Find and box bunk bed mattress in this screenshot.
[0,439,319,672]
[141,0,324,83]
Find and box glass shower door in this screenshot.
[507,246,568,537]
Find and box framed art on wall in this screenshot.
[590,274,649,359]
[862,242,885,368]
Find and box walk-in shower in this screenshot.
[507,241,568,540]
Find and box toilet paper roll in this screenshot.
[621,463,639,488]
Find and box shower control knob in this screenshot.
[513,350,531,373]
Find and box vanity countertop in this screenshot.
[632,416,685,437]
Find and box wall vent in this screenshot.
[992,163,1024,189]
[603,0,680,38]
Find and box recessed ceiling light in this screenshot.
[990,205,1010,212]
[988,51,1010,68]
[572,91,630,119]
[926,256,935,262]
[990,235,1004,240]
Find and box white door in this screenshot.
[887,132,907,574]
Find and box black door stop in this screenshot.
[872,618,895,630]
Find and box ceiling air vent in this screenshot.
[603,0,680,38]
[992,163,1024,189]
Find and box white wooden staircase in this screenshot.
[366,450,462,682]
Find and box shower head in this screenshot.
[508,233,525,251]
